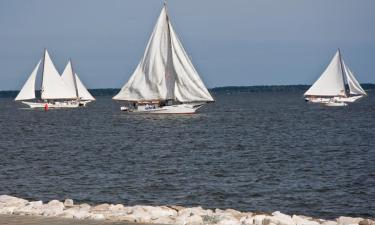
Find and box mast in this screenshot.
[338,48,348,97]
[40,48,47,100]
[69,59,80,100]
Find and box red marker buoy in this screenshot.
[44,103,49,111]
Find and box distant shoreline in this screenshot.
[1,84,375,98]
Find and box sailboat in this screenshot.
[15,49,94,108]
[61,60,95,106]
[304,49,367,106]
[113,3,214,114]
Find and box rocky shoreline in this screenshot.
[0,195,373,225]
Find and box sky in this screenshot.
[0,0,374,90]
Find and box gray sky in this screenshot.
[0,0,374,90]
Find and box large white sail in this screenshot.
[41,50,77,100]
[342,60,367,96]
[61,61,95,101]
[113,5,213,102]
[15,60,41,101]
[75,74,95,101]
[304,51,346,97]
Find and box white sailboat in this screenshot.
[15,49,92,108]
[61,60,95,106]
[304,49,367,106]
[113,3,214,114]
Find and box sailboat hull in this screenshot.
[120,103,205,114]
[334,95,364,103]
[21,101,81,109]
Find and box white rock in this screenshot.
[321,221,338,225]
[175,214,204,225]
[217,218,242,225]
[292,215,320,225]
[143,206,177,219]
[42,200,65,217]
[61,204,91,219]
[109,204,124,211]
[253,214,267,225]
[64,199,74,207]
[91,203,110,212]
[0,195,28,208]
[337,217,363,225]
[89,213,105,220]
[14,201,44,216]
[265,212,295,225]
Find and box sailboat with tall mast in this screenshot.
[113,3,214,114]
[15,49,94,108]
[304,49,367,106]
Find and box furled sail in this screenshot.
[113,5,214,102]
[41,50,77,100]
[304,51,346,97]
[61,61,95,101]
[15,60,41,101]
[342,60,367,96]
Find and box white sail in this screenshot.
[342,60,367,96]
[15,60,41,101]
[304,50,346,97]
[75,74,95,101]
[61,61,95,101]
[41,50,77,100]
[61,60,78,98]
[113,5,213,102]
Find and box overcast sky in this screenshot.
[0,0,374,90]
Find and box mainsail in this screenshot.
[113,4,214,102]
[304,51,346,97]
[61,61,95,101]
[41,50,77,100]
[15,60,41,101]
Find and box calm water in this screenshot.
[0,91,374,219]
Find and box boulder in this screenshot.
[64,199,74,207]
[264,212,295,225]
[91,203,110,212]
[337,217,363,225]
[321,221,338,225]
[0,195,28,208]
[175,214,204,225]
[292,215,320,225]
[14,201,44,216]
[42,200,65,216]
[109,204,124,211]
[61,204,91,219]
[253,214,267,225]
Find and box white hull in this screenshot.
[323,101,348,107]
[21,101,81,109]
[120,103,205,114]
[334,95,364,103]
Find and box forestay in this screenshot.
[15,60,41,101]
[41,50,77,100]
[113,5,213,102]
[304,51,346,97]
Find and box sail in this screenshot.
[15,60,41,101]
[61,61,95,101]
[113,5,213,102]
[342,60,367,96]
[41,50,77,100]
[75,74,95,101]
[304,51,346,97]
[61,61,78,98]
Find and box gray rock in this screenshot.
[64,199,74,207]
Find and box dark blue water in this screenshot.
[0,91,374,219]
